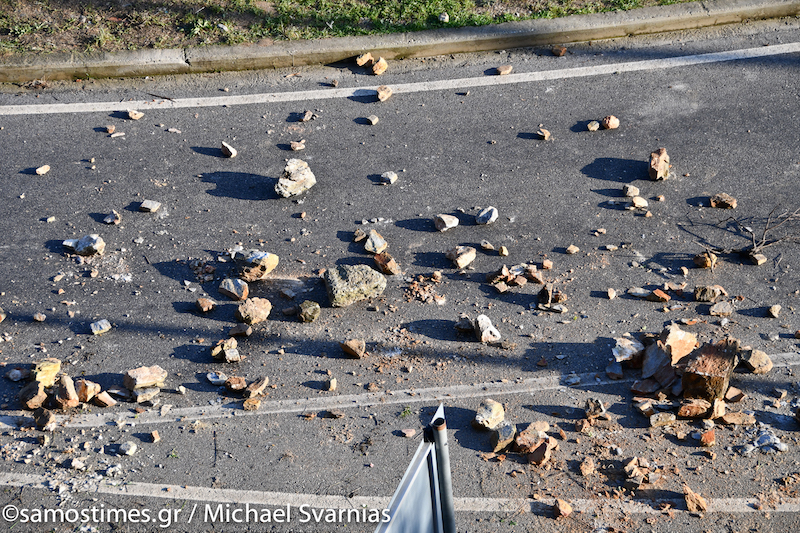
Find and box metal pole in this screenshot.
[432,415,456,533]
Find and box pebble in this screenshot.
[376,85,392,101]
[324,265,387,307]
[372,58,388,76]
[207,372,228,386]
[235,297,272,325]
[566,244,580,254]
[380,171,398,184]
[127,110,143,120]
[139,200,161,212]
[298,300,321,323]
[63,234,106,256]
[119,441,138,456]
[103,210,121,224]
[496,65,513,75]
[221,141,238,158]
[446,246,476,269]
[35,165,51,175]
[366,115,379,125]
[601,115,620,129]
[434,214,459,232]
[90,319,112,335]
[587,120,600,131]
[474,314,501,343]
[476,206,498,225]
[364,229,388,254]
[219,278,249,301]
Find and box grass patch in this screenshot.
[0,0,692,56]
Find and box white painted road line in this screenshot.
[1,352,797,430]
[0,42,798,116]
[1,472,798,515]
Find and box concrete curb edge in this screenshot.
[1,0,799,83]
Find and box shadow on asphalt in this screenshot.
[200,171,278,201]
[581,157,648,183]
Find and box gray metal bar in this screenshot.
[432,414,456,533]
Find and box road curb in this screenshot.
[1,0,799,83]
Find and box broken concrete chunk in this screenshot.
[324,264,387,307]
[446,246,476,269]
[54,376,80,409]
[474,314,501,343]
[366,115,379,125]
[374,252,401,276]
[768,304,781,318]
[235,249,279,281]
[495,65,513,75]
[376,85,392,101]
[660,323,697,364]
[648,148,670,181]
[76,379,101,403]
[684,485,708,515]
[124,365,167,390]
[631,197,648,209]
[325,378,337,391]
[211,338,241,362]
[647,289,669,302]
[579,457,596,476]
[612,336,645,363]
[627,287,650,298]
[90,319,112,335]
[341,339,366,359]
[694,285,728,302]
[476,206,498,225]
[709,193,737,209]
[490,421,516,452]
[601,115,619,129]
[641,341,675,387]
[196,298,217,313]
[678,399,712,418]
[94,391,117,407]
[372,58,388,75]
[225,376,247,391]
[682,338,739,401]
[139,199,161,212]
[207,372,228,386]
[290,140,305,151]
[244,376,269,398]
[749,252,767,265]
[133,387,160,404]
[605,361,624,380]
[219,278,249,301]
[537,128,551,141]
[33,358,61,387]
[720,411,755,426]
[472,399,504,430]
[528,436,558,466]
[740,348,773,374]
[276,158,316,198]
[585,398,610,420]
[63,234,105,256]
[127,109,144,120]
[119,441,138,456]
[235,297,272,325]
[553,499,573,519]
[298,300,321,323]
[35,164,51,175]
[623,184,640,197]
[243,398,262,410]
[364,229,388,254]
[565,244,580,255]
[434,214,459,232]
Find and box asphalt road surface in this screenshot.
[1,15,800,533]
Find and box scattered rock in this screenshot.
[139,199,161,212]
[53,375,80,409]
[678,399,712,418]
[552,45,567,56]
[364,229,388,254]
[648,148,670,181]
[585,398,610,420]
[682,338,739,401]
[103,210,121,224]
[446,246,477,269]
[472,399,504,430]
[340,339,366,359]
[579,457,596,476]
[498,246,509,256]
[76,379,101,403]
[225,376,247,391]
[133,387,160,404]
[127,110,143,120]
[124,365,167,390]
[720,411,755,426]
[94,391,117,407]
[684,485,708,515]
[553,499,572,519]
[650,412,676,427]
[325,378,337,392]
[496,65,513,75]
[211,338,241,362]
[219,278,249,301]
[607,288,617,300]
[749,252,767,265]
[63,234,105,256]
[243,397,262,410]
[631,196,648,209]
[196,298,217,313]
[490,421,516,452]
[601,115,620,129]
[376,85,392,101]
[660,323,698,364]
[276,158,316,198]
[709,301,734,317]
[537,128,551,141]
[19,382,47,410]
[374,252,401,275]
[587,121,600,131]
[434,214,459,232]
[207,372,228,386]
[33,358,61,387]
[710,193,737,209]
[565,244,580,255]
[694,251,718,269]
[244,376,269,398]
[298,300,321,323]
[119,441,138,456]
[34,408,57,431]
[623,184,640,197]
[324,264,387,307]
[474,314,501,343]
[694,285,728,302]
[605,361,624,380]
[366,115,379,125]
[372,58,388,75]
[235,249,280,282]
[768,304,781,318]
[290,139,305,151]
[627,287,650,299]
[356,52,374,67]
[236,297,272,325]
[35,164,51,175]
[740,348,773,374]
[90,319,112,335]
[476,206,498,225]
[401,428,416,438]
[380,171,398,184]
[33,312,46,322]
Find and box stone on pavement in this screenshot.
[495,65,513,75]
[472,399,504,430]
[587,120,600,131]
[211,338,242,362]
[219,278,249,301]
[373,252,401,275]
[768,304,781,318]
[139,199,161,212]
[276,159,316,198]
[243,398,262,410]
[35,164,50,175]
[235,297,272,325]
[684,485,708,514]
[63,234,105,256]
[133,387,160,404]
[474,314,501,343]
[709,301,734,317]
[19,381,47,410]
[434,214,459,232]
[694,285,728,302]
[710,193,737,209]
[225,376,247,391]
[76,379,101,403]
[34,408,57,431]
[33,358,61,387]
[90,319,112,335]
[476,206,498,225]
[340,339,366,359]
[364,229,388,254]
[55,375,80,409]
[94,391,117,407]
[355,52,374,67]
[660,323,697,364]
[740,348,773,374]
[298,300,321,322]
[380,171,398,184]
[366,115,379,125]
[446,246,476,269]
[103,210,121,225]
[244,376,269,398]
[221,141,237,158]
[372,57,388,75]
[376,85,392,101]
[601,115,620,129]
[490,421,516,452]
[682,338,739,401]
[196,297,216,312]
[127,109,144,120]
[124,365,167,390]
[649,147,670,180]
[693,251,717,269]
[324,265,387,307]
[553,499,573,519]
[650,412,676,427]
[612,336,645,364]
[235,249,279,281]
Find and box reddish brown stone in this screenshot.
[682,338,739,401]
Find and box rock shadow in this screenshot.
[403,319,459,342]
[190,146,225,158]
[200,172,278,201]
[411,251,452,269]
[581,157,648,183]
[570,120,594,132]
[347,89,381,104]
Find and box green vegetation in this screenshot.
[0,0,690,56]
